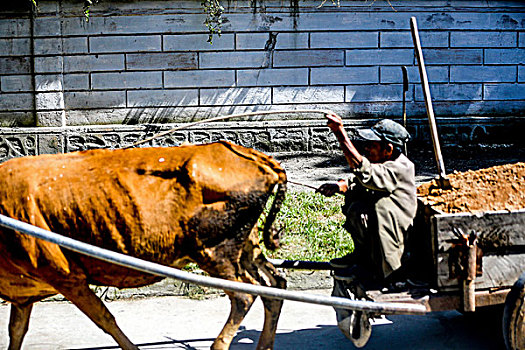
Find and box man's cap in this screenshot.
[356,119,410,148]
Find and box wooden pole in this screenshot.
[463,241,477,312]
[410,17,450,187]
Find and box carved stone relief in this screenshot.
[0,122,347,163]
[0,135,37,162]
[61,126,330,154]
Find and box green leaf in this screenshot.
[201,0,224,44]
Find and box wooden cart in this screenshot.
[332,199,525,349]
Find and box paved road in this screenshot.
[0,289,505,349]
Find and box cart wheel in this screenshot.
[502,271,525,350]
[332,278,372,348]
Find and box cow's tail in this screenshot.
[263,181,287,251]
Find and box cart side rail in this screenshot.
[432,208,525,291]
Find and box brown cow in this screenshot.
[0,140,287,350]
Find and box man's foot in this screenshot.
[333,264,382,291]
[380,268,431,293]
[330,254,356,269]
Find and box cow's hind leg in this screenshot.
[196,254,257,350]
[252,259,287,350]
[213,289,256,350]
[212,263,285,350]
[240,228,287,350]
[49,278,139,350]
[8,303,33,350]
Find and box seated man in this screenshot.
[317,115,417,285]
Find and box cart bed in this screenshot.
[414,201,525,293]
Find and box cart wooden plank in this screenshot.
[432,209,525,290]
[437,253,525,291]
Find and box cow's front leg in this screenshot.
[47,276,139,350]
[212,291,256,350]
[8,302,33,350]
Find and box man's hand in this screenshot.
[325,113,344,134]
[324,113,363,169]
[316,180,348,197]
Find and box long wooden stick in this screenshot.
[410,17,449,186]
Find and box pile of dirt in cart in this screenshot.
[417,162,525,213]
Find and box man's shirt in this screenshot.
[348,153,417,277]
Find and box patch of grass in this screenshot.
[261,190,353,262]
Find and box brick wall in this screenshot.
[0,0,524,130]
